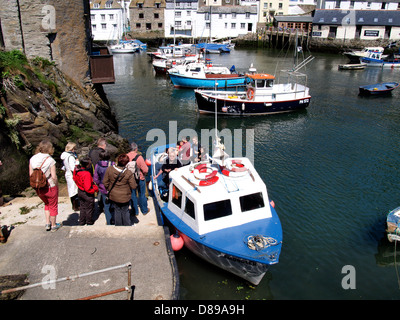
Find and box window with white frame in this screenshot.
[109,14,114,20]
[240,23,245,29]
[231,23,236,28]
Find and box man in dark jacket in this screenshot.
[89,138,107,174]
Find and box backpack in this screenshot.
[30,156,49,189]
[126,154,140,181]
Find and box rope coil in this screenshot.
[245,235,279,251]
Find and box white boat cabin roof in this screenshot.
[167,157,273,235]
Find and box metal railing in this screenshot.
[1,262,133,300]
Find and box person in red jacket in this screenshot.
[73,157,99,225]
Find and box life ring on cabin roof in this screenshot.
[221,159,248,178]
[190,163,219,187]
[247,88,255,100]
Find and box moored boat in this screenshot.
[195,67,312,116]
[110,41,139,54]
[343,46,385,63]
[152,54,202,74]
[387,207,400,242]
[359,82,399,95]
[360,51,400,68]
[149,144,282,285]
[167,61,245,88]
[338,63,366,70]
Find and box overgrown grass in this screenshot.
[0,50,28,74]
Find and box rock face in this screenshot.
[0,54,129,195]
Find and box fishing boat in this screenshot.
[343,46,385,63]
[387,207,400,242]
[167,61,245,88]
[195,58,313,116]
[338,63,366,70]
[360,51,400,68]
[359,82,399,95]
[149,143,282,285]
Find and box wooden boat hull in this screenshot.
[195,91,310,115]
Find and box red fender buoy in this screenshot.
[270,200,275,208]
[170,233,184,251]
[145,159,151,166]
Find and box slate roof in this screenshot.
[313,9,400,27]
[197,6,258,13]
[274,15,314,23]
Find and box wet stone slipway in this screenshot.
[0,185,178,300]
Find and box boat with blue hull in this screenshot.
[360,51,400,68]
[359,82,399,95]
[168,62,245,88]
[149,144,282,285]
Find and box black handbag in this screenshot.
[105,168,126,204]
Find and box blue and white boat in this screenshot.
[387,207,400,242]
[360,51,400,68]
[359,82,399,95]
[149,144,282,285]
[167,61,245,88]
[195,42,231,54]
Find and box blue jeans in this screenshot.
[100,192,113,225]
[131,179,148,215]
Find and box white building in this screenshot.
[321,0,400,10]
[90,0,129,41]
[165,0,198,38]
[195,5,258,39]
[312,9,400,40]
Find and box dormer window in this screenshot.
[105,0,113,8]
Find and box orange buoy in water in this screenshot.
[170,233,184,251]
[145,159,151,166]
[270,200,275,208]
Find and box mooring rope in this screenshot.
[245,235,279,251]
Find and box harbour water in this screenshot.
[104,48,400,300]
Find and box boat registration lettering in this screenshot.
[300,99,309,104]
[222,254,256,266]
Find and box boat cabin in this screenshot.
[246,73,275,89]
[152,151,273,236]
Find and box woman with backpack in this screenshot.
[93,150,115,225]
[29,139,62,232]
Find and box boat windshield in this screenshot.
[204,199,232,221]
[239,192,265,212]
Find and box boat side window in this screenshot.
[239,192,265,212]
[184,197,195,220]
[172,184,183,208]
[266,80,273,87]
[190,67,201,72]
[203,199,232,221]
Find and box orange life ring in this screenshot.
[247,88,255,100]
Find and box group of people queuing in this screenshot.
[29,138,150,231]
